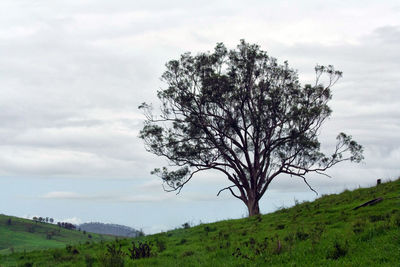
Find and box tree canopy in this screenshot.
[139,40,363,216]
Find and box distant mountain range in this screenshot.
[79,222,141,237]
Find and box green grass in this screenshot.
[1,178,399,266]
[0,215,115,256]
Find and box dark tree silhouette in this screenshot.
[139,40,363,216]
[58,222,76,230]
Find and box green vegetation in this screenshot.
[0,215,115,255]
[1,178,399,266]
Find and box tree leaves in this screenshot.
[139,40,363,215]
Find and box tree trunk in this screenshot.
[246,198,260,217]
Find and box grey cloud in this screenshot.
[0,1,398,196]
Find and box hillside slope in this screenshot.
[1,178,399,266]
[0,215,115,255]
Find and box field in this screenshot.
[0,178,399,266]
[0,215,115,256]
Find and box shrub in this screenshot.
[99,242,126,267]
[127,241,151,260]
[182,222,191,229]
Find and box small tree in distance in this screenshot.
[139,40,363,216]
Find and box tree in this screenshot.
[139,40,363,216]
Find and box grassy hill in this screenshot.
[1,178,399,266]
[0,215,115,255]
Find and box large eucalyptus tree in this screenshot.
[139,40,363,216]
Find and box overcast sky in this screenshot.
[0,0,399,234]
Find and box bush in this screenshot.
[99,242,125,267]
[182,222,191,229]
[127,241,152,260]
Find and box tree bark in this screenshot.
[246,197,260,217]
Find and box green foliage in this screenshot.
[99,242,126,267]
[1,178,399,266]
[127,241,151,260]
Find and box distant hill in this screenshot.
[79,222,141,237]
[0,215,115,255]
